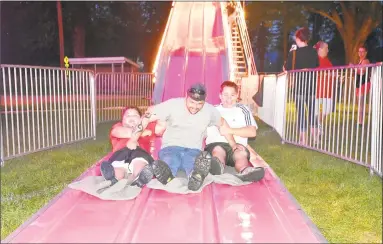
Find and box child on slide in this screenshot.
[100,106,165,187]
[204,81,265,182]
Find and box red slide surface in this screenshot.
[3,2,327,243]
[3,138,326,243]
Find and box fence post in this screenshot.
[281,72,289,144]
[1,66,4,166]
[370,64,383,177]
[0,108,4,167]
[90,72,97,140]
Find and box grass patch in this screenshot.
[252,119,382,243]
[0,122,114,239]
[1,119,382,243]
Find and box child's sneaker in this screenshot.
[100,161,118,185]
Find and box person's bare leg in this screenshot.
[246,145,263,168]
[318,112,324,135]
[358,95,365,124]
[310,127,319,145]
[114,168,126,180]
[299,131,306,145]
[112,159,150,181]
[211,146,226,166]
[126,158,149,182]
[232,149,251,173]
[233,148,265,182]
[210,146,227,175]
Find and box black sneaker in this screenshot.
[131,164,154,188]
[188,151,212,191]
[236,167,265,182]
[100,161,118,185]
[152,160,174,185]
[210,156,224,175]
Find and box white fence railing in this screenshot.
[246,63,383,178]
[95,72,154,123]
[2,63,381,179]
[0,66,154,164]
[0,65,97,163]
[370,64,382,177]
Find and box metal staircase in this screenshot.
[221,1,258,110]
[230,21,248,84]
[223,1,257,85]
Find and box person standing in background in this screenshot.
[313,41,333,134]
[285,27,320,145]
[351,46,370,125]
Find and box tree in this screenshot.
[246,1,308,60]
[1,1,60,65]
[251,21,269,72]
[137,2,172,70]
[57,0,64,67]
[306,2,382,63]
[1,1,171,68]
[62,1,93,58]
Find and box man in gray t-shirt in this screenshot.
[126,83,238,191]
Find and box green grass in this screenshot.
[284,101,373,164]
[252,119,382,243]
[0,122,114,239]
[1,119,382,243]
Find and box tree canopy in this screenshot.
[1,1,381,72]
[0,1,171,71]
[245,1,382,71]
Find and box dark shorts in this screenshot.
[108,147,154,165]
[204,142,250,167]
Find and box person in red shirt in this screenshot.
[101,106,165,187]
[352,46,370,125]
[314,41,333,132]
[109,107,163,153]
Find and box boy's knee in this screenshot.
[212,146,226,157]
[234,159,251,173]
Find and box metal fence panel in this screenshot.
[370,65,383,177]
[282,63,382,177]
[95,72,154,123]
[0,65,96,162]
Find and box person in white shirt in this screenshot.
[204,81,265,182]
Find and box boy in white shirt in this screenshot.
[205,81,265,182]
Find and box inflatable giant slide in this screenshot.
[3,2,327,243]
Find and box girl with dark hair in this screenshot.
[100,107,166,188]
[352,46,371,125]
[285,27,320,145]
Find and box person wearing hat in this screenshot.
[125,83,239,191]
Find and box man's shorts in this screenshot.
[204,142,250,167]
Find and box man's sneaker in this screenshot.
[152,160,174,185]
[236,167,265,182]
[131,164,154,188]
[100,161,118,185]
[210,156,224,175]
[188,151,212,191]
